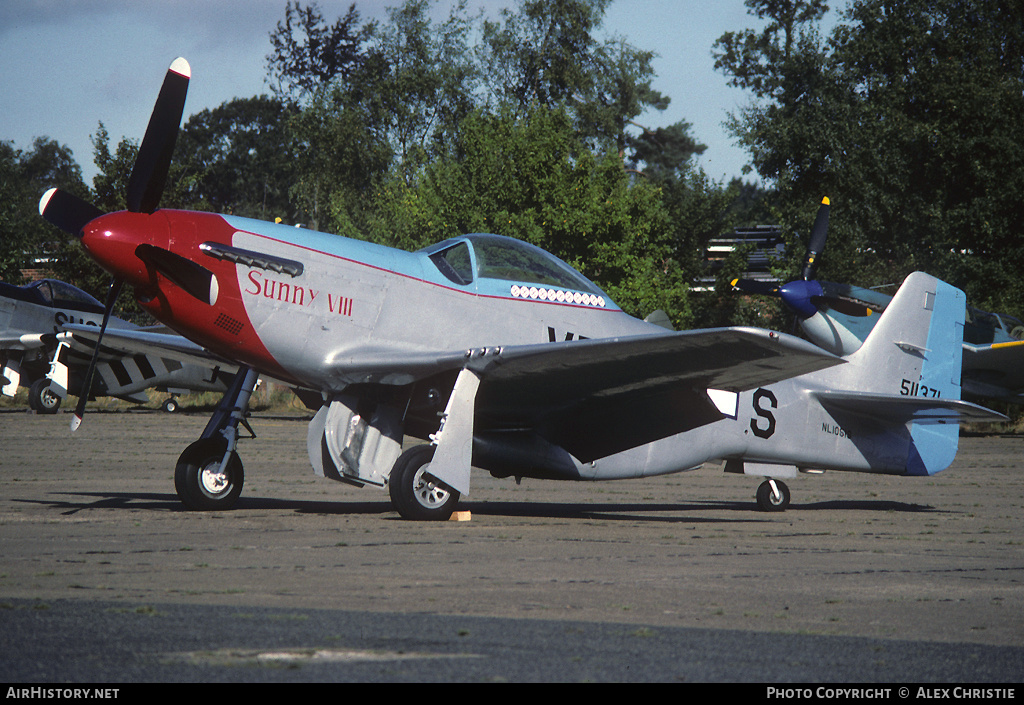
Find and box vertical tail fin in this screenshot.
[833,272,967,475]
[845,271,965,399]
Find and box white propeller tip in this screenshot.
[70,415,82,432]
[39,187,57,216]
[170,57,191,79]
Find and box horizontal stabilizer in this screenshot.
[815,390,1006,424]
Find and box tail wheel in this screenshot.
[756,479,791,512]
[174,438,243,510]
[388,444,460,521]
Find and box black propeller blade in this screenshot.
[70,279,123,432]
[800,196,830,281]
[126,57,191,214]
[38,188,105,237]
[136,244,219,306]
[38,57,193,431]
[731,278,779,296]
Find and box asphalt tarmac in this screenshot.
[1,408,1022,683]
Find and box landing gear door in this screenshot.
[307,395,404,487]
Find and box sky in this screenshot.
[0,0,839,186]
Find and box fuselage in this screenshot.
[80,210,660,392]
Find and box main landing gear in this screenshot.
[756,478,791,512]
[388,444,461,521]
[386,367,479,521]
[174,366,258,510]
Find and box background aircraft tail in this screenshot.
[813,271,995,475]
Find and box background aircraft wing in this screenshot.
[961,341,1024,402]
[0,333,52,351]
[59,323,237,371]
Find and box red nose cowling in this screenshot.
[80,210,170,293]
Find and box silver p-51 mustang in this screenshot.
[38,58,1003,519]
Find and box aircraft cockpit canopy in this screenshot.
[423,233,608,301]
[27,279,104,312]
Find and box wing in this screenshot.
[329,327,841,462]
[466,327,843,462]
[0,333,52,351]
[961,340,1024,402]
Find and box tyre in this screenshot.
[161,398,179,413]
[388,444,460,521]
[756,479,790,512]
[174,438,244,510]
[29,378,61,414]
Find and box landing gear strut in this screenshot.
[174,366,258,510]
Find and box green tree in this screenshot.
[174,95,301,221]
[0,138,89,283]
[266,1,375,101]
[365,106,695,326]
[354,0,480,179]
[715,0,1024,314]
[480,0,695,172]
[268,0,480,228]
[831,0,1024,313]
[288,87,393,233]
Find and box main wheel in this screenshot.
[388,444,460,521]
[174,438,244,510]
[756,479,791,512]
[29,378,61,414]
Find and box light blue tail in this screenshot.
[830,272,967,475]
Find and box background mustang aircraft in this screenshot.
[1,277,234,413]
[733,198,1024,405]
[38,58,1004,518]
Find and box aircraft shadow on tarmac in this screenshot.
[18,491,944,522]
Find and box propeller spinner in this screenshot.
[732,197,873,320]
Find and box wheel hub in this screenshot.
[200,462,230,495]
[413,465,450,509]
